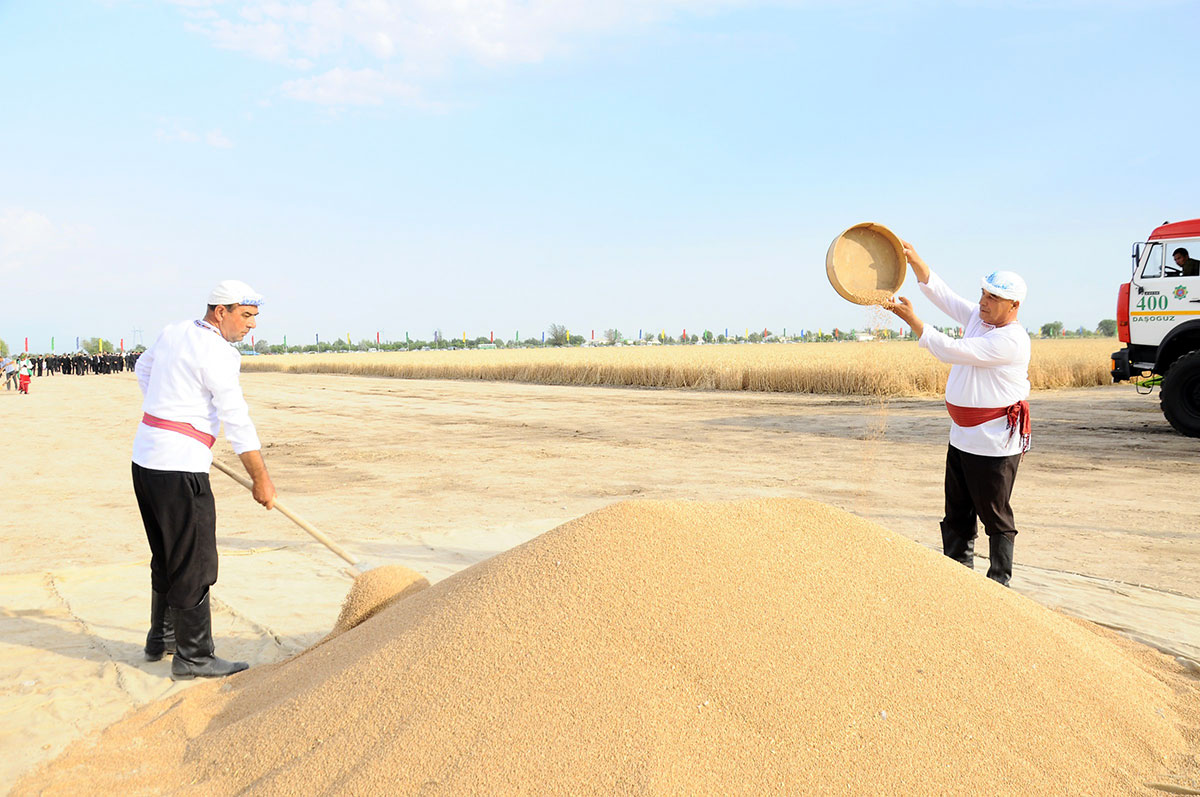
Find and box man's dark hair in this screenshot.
[1174,248,1190,258]
[206,303,238,313]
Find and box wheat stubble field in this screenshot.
[242,339,1117,395]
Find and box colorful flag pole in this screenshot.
[462,331,466,345]
[490,331,494,343]
[376,332,380,344]
[76,336,79,350]
[121,338,125,353]
[541,332,545,345]
[405,332,409,344]
[51,337,54,352]
[283,334,287,348]
[25,337,28,352]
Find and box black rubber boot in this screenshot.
[986,532,1015,587]
[144,590,176,661]
[940,520,976,569]
[170,592,249,680]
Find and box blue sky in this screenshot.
[2,0,1197,350]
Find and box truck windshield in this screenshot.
[1138,242,1164,278]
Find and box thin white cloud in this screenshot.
[189,15,315,69]
[206,129,234,148]
[0,208,55,260]
[0,207,182,308]
[281,67,418,106]
[155,122,201,143]
[169,0,758,106]
[154,118,234,148]
[0,208,93,278]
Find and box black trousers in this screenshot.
[940,444,1020,565]
[131,463,218,609]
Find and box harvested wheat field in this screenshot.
[243,339,1116,395]
[15,499,1199,796]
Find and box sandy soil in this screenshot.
[1,371,1197,789]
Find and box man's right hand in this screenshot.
[901,240,931,284]
[239,449,276,510]
[252,475,277,510]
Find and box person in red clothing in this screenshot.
[17,354,34,394]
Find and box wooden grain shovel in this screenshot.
[210,458,364,574]
[210,458,430,635]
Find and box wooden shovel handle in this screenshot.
[211,459,361,568]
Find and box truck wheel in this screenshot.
[1161,349,1200,438]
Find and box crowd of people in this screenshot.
[1,351,142,393]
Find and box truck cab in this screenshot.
[1111,219,1200,436]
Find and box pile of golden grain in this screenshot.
[17,500,1197,794]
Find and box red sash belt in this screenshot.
[945,400,1031,453]
[141,413,216,448]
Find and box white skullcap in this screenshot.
[207,279,263,307]
[981,270,1026,302]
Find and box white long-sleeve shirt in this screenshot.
[132,319,262,472]
[918,271,1031,457]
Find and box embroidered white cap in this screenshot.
[981,270,1026,302]
[207,280,263,307]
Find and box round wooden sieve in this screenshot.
[825,222,906,305]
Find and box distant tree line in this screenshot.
[1040,320,1117,338]
[6,319,1124,360]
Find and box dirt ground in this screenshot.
[1,371,1197,788]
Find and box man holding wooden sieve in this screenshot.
[132,280,277,679]
[887,243,1030,586]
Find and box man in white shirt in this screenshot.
[132,280,277,679]
[888,242,1031,586]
